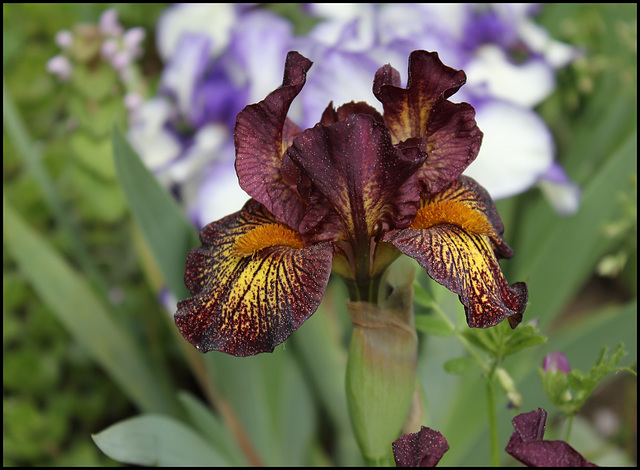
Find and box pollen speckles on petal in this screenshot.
[231,223,304,258]
[410,199,493,237]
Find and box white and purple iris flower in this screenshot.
[128,3,581,230]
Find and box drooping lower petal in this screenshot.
[420,176,514,258]
[234,51,312,229]
[175,199,333,356]
[384,224,526,329]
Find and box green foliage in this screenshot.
[3,3,637,467]
[92,414,232,466]
[541,344,637,416]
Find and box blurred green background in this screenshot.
[3,3,637,467]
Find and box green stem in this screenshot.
[427,299,491,374]
[486,378,500,467]
[564,413,575,443]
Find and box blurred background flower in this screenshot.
[127,3,582,229]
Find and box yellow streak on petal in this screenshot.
[410,200,493,236]
[231,223,304,258]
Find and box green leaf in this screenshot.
[443,356,478,376]
[502,325,548,356]
[177,392,248,466]
[3,196,178,415]
[462,328,499,356]
[111,126,198,300]
[203,345,317,466]
[509,129,637,327]
[414,315,455,337]
[92,414,230,466]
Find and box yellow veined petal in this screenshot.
[176,199,333,356]
[385,224,527,328]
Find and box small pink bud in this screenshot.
[542,351,571,374]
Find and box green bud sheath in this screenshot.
[345,261,418,465]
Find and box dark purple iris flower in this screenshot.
[174,50,528,356]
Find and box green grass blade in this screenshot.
[3,196,179,415]
[111,126,198,300]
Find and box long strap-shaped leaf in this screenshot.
[4,197,179,415]
[111,126,198,300]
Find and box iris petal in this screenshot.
[385,224,526,328]
[421,176,514,259]
[506,409,598,467]
[287,113,424,245]
[234,51,312,229]
[384,177,526,328]
[175,199,333,356]
[374,50,483,195]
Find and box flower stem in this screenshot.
[486,377,501,467]
[564,413,575,443]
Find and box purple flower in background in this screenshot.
[543,351,572,374]
[128,4,295,228]
[128,3,581,231]
[47,9,146,89]
[297,3,581,212]
[392,426,450,467]
[506,408,597,467]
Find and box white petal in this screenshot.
[465,45,556,107]
[463,100,554,199]
[193,163,250,228]
[127,98,182,171]
[225,10,294,104]
[161,34,211,118]
[155,4,237,61]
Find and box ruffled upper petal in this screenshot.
[373,50,483,196]
[175,199,334,356]
[234,51,312,229]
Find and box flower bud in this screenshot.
[345,259,418,465]
[542,351,571,374]
[495,367,522,408]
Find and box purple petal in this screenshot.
[160,33,212,122]
[234,51,312,230]
[506,409,598,467]
[543,352,571,374]
[286,113,424,245]
[392,426,450,467]
[373,50,483,196]
[176,199,333,356]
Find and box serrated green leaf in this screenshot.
[414,315,455,337]
[502,325,548,356]
[92,414,229,466]
[112,126,198,300]
[443,356,478,376]
[462,329,499,355]
[3,197,178,415]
